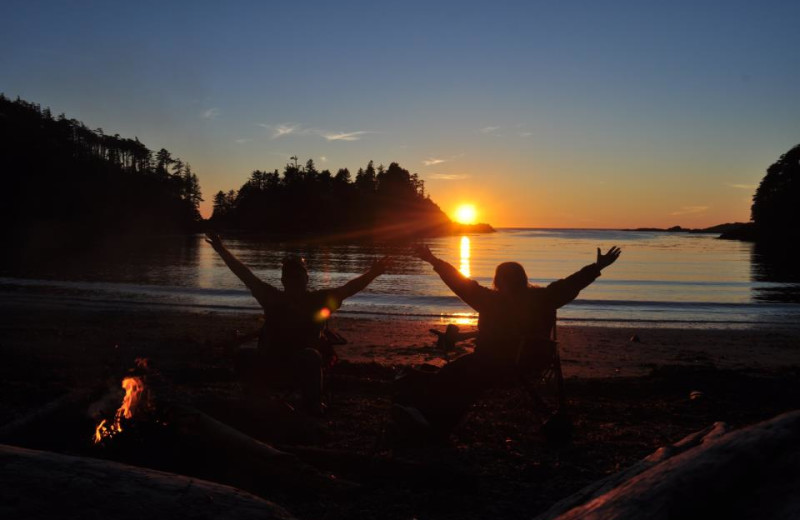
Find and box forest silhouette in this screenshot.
[210,159,457,240]
[0,95,202,255]
[2,95,485,258]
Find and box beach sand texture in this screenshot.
[1,302,799,519]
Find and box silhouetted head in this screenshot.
[493,262,529,294]
[281,256,309,292]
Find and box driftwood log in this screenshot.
[163,404,357,498]
[0,387,103,449]
[536,410,800,520]
[0,443,295,520]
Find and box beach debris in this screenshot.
[629,334,641,343]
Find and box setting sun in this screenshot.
[454,204,477,225]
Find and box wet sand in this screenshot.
[1,301,799,519]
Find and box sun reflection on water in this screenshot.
[459,236,471,278]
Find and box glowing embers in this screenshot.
[459,236,471,278]
[93,358,154,444]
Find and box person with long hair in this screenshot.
[205,232,390,414]
[395,244,621,438]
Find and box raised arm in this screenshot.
[546,246,621,308]
[415,244,493,312]
[205,232,274,295]
[333,257,391,301]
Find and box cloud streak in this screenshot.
[423,158,446,166]
[259,123,371,142]
[201,108,220,119]
[727,183,756,190]
[323,131,370,141]
[670,205,709,216]
[429,173,471,180]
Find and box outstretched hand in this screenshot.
[205,231,223,251]
[596,246,621,270]
[414,244,436,264]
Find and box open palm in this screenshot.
[596,246,621,270]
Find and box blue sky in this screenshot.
[3,0,799,227]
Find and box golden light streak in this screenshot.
[459,236,471,278]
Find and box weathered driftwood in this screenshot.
[0,387,101,446]
[0,443,295,520]
[163,405,357,497]
[536,410,800,520]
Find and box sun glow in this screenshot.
[454,204,477,225]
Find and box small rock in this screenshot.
[689,390,705,401]
[629,334,641,343]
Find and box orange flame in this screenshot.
[93,376,145,444]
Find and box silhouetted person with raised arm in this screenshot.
[205,232,390,414]
[395,245,621,439]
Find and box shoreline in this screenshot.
[3,286,799,332]
[2,297,799,377]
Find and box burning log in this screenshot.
[0,443,295,520]
[86,361,355,499]
[4,358,354,507]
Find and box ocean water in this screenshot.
[2,229,799,329]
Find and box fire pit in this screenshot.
[0,358,352,514]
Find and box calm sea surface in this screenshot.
[3,229,799,328]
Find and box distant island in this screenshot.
[626,142,800,245]
[209,159,494,240]
[624,222,751,236]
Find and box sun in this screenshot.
[454,204,477,225]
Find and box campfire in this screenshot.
[92,358,160,446]
[0,355,346,516]
[93,376,146,443]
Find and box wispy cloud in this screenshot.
[727,183,756,190]
[234,138,252,144]
[201,108,220,120]
[670,205,709,216]
[257,123,308,139]
[323,131,369,141]
[273,124,301,139]
[429,173,471,180]
[258,123,372,142]
[519,132,533,137]
[423,158,447,166]
[320,156,328,163]
[480,126,500,134]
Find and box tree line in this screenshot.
[0,94,202,254]
[210,159,453,239]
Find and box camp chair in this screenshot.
[429,321,570,441]
[234,322,346,408]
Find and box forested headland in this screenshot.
[210,159,489,240]
[0,94,202,256]
[2,95,490,258]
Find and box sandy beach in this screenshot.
[1,299,799,519]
